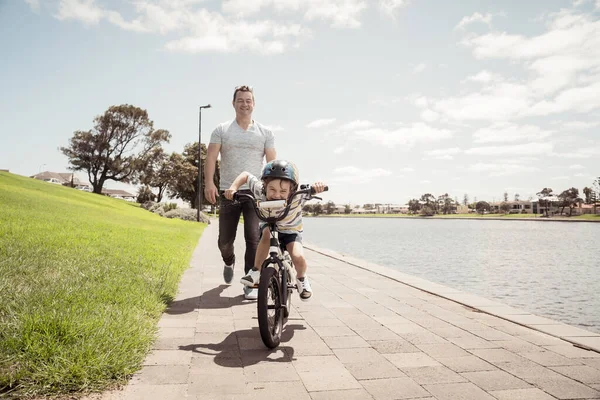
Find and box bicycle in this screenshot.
[233,184,328,348]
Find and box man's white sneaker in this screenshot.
[240,268,260,287]
[297,277,312,301]
[244,286,258,300]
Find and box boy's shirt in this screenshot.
[247,174,309,234]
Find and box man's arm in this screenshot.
[204,143,221,204]
[265,147,276,162]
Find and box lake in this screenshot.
[303,217,600,334]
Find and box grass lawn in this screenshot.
[0,172,205,398]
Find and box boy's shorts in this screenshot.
[260,225,303,250]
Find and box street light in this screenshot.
[198,104,212,222]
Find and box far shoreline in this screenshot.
[305,213,600,223]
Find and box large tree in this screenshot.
[583,187,593,204]
[536,187,553,217]
[139,148,173,202]
[168,142,219,209]
[558,187,583,216]
[476,201,490,214]
[61,104,170,194]
[408,199,422,214]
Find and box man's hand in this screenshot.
[224,188,237,200]
[312,181,326,194]
[204,182,219,204]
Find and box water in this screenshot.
[303,217,600,334]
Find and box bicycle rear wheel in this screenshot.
[257,266,283,348]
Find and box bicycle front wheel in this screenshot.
[257,267,283,349]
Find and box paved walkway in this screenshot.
[97,222,600,400]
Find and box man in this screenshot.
[204,85,276,300]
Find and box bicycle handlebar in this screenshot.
[232,184,329,223]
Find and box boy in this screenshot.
[224,159,326,301]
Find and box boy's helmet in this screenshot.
[261,160,299,186]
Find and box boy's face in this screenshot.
[265,179,291,200]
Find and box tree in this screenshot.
[313,203,323,215]
[137,185,156,203]
[420,204,435,216]
[536,187,553,217]
[514,193,520,202]
[139,148,173,202]
[420,193,437,213]
[408,199,422,214]
[583,187,593,204]
[344,204,352,214]
[463,193,469,206]
[558,187,583,216]
[437,193,452,214]
[61,104,170,194]
[503,191,508,202]
[303,204,314,213]
[363,203,374,210]
[476,201,490,214]
[325,201,336,214]
[168,142,219,209]
[500,202,511,214]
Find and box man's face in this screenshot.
[233,90,254,117]
[265,179,291,200]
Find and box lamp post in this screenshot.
[198,104,212,222]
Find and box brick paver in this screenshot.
[90,222,600,399]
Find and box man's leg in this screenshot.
[285,236,312,301]
[240,191,260,275]
[218,194,242,283]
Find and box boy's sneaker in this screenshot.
[297,277,312,301]
[244,286,258,300]
[240,268,260,287]
[223,263,234,284]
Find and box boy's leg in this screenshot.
[285,236,312,301]
[240,190,260,275]
[218,194,242,283]
[286,240,307,278]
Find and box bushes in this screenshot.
[141,201,210,224]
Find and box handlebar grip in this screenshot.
[310,185,329,194]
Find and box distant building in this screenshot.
[101,189,136,201]
[31,171,91,191]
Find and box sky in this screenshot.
[1,0,599,206]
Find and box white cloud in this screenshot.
[304,0,368,28]
[561,121,600,130]
[454,12,493,30]
[460,11,600,96]
[353,123,453,148]
[551,176,570,180]
[465,142,553,156]
[414,96,428,108]
[473,122,553,143]
[424,147,461,160]
[333,146,346,154]
[420,109,439,122]
[306,118,337,128]
[400,167,415,172]
[413,63,427,73]
[569,164,585,169]
[464,70,502,84]
[25,0,41,12]
[55,0,103,25]
[468,162,540,177]
[339,120,375,130]
[379,0,408,17]
[332,166,392,183]
[553,145,600,158]
[420,180,431,184]
[221,0,368,28]
[434,83,532,121]
[525,81,600,116]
